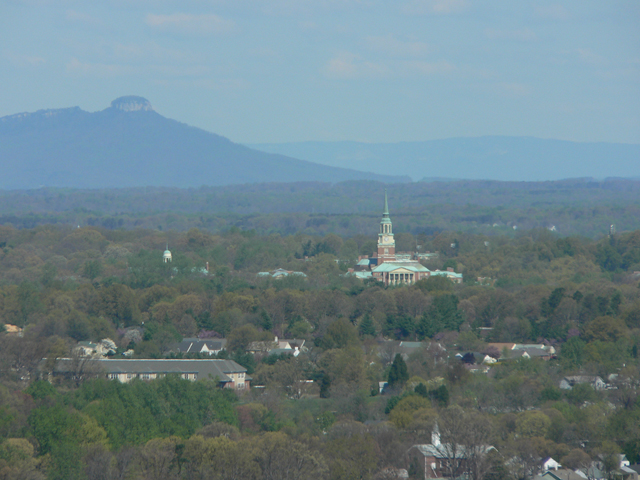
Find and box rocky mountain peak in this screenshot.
[110,96,153,112]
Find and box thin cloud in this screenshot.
[404,60,454,75]
[66,57,211,78]
[485,28,537,42]
[66,9,99,25]
[322,52,388,79]
[66,57,134,76]
[577,48,606,66]
[498,82,531,96]
[112,42,200,64]
[4,52,46,67]
[365,35,430,57]
[402,0,469,16]
[534,5,569,20]
[145,13,235,36]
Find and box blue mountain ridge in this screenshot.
[0,96,409,189]
[249,137,640,182]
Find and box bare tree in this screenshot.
[379,341,399,366]
[84,444,114,480]
[434,406,495,480]
[433,407,468,480]
[508,438,542,480]
[113,447,137,480]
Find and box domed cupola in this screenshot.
[163,244,172,263]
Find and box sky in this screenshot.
[1,0,639,144]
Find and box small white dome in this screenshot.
[163,249,172,262]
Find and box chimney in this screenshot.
[447,267,454,272]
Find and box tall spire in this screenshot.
[383,189,389,216]
[380,189,392,234]
[381,189,391,224]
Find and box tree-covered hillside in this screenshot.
[0,223,639,479]
[0,178,639,237]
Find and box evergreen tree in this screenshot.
[261,310,273,331]
[359,314,376,337]
[388,354,408,388]
[319,374,331,398]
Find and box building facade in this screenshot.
[52,358,250,390]
[349,192,463,286]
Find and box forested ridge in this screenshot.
[0,178,639,237]
[0,220,639,479]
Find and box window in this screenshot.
[384,248,389,254]
[141,373,151,380]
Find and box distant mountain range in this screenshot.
[250,137,640,182]
[0,96,407,189]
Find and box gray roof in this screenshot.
[411,444,495,459]
[53,358,246,383]
[268,348,295,356]
[171,338,227,353]
[512,347,552,358]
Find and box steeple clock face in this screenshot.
[381,235,392,244]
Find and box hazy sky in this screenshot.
[1,0,639,144]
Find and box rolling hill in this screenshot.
[250,137,640,182]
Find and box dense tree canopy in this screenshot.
[0,222,638,479]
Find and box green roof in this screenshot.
[431,270,463,279]
[371,261,430,273]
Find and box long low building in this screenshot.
[52,358,250,390]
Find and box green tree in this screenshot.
[388,354,409,389]
[17,282,43,326]
[99,283,140,327]
[82,259,103,280]
[359,314,376,337]
[322,319,359,349]
[560,337,586,367]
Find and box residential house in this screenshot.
[487,343,555,361]
[74,338,117,358]
[257,268,307,279]
[378,340,447,365]
[533,469,589,480]
[3,324,23,336]
[247,336,305,355]
[52,358,250,390]
[543,458,562,471]
[511,347,555,361]
[170,338,227,356]
[559,375,607,390]
[456,352,496,365]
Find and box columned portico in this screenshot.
[380,268,423,286]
